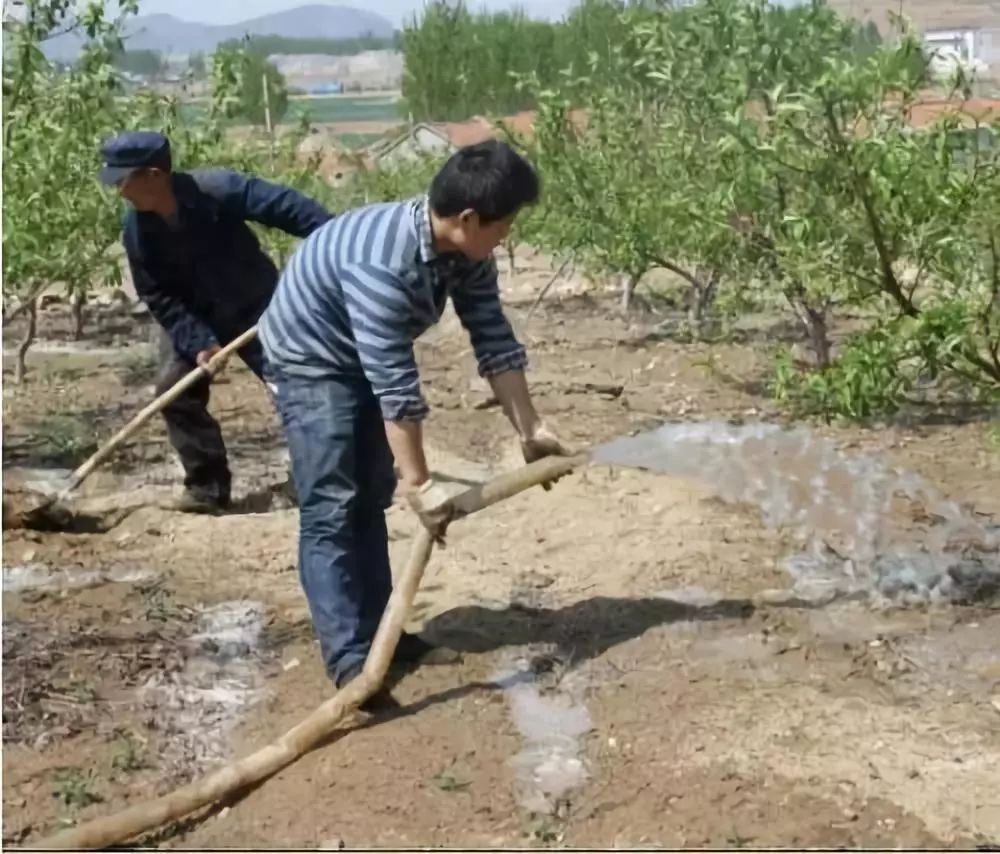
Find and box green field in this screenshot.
[180,94,401,129]
[287,95,401,124]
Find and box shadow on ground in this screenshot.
[423,595,755,665]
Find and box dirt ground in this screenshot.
[3,252,999,848]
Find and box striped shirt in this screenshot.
[259,196,527,421]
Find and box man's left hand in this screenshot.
[521,423,574,490]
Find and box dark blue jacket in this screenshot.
[123,169,332,361]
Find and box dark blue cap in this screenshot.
[98,131,171,186]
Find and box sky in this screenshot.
[133,0,579,27]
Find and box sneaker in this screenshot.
[393,633,462,666]
[170,488,230,514]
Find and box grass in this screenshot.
[117,344,158,387]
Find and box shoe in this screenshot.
[393,633,462,666]
[275,476,299,509]
[336,662,399,713]
[170,488,230,514]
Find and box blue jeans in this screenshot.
[266,364,396,685]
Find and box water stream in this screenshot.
[593,422,999,605]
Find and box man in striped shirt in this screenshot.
[260,140,570,695]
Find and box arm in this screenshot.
[125,223,218,363]
[450,259,537,438]
[488,369,542,440]
[339,263,430,490]
[451,260,572,470]
[197,169,332,238]
[384,421,430,489]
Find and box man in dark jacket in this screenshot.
[99,130,332,512]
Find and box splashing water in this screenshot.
[493,663,592,815]
[2,563,155,593]
[592,422,999,604]
[141,600,268,775]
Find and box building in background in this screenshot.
[268,50,402,93]
[828,0,1000,85]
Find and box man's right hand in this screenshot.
[196,345,227,376]
[405,479,455,545]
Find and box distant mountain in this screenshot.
[41,4,395,61]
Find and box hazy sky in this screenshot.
[135,0,578,27]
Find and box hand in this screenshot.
[520,423,574,491]
[405,478,455,545]
[196,345,227,376]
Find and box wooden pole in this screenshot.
[22,327,258,523]
[34,453,586,850]
[262,72,273,138]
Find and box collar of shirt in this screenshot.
[413,195,438,265]
[136,173,210,233]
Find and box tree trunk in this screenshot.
[15,298,37,384]
[71,291,86,341]
[527,255,573,318]
[621,272,641,314]
[688,267,720,338]
[786,291,832,368]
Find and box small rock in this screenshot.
[22,549,36,562]
[990,695,1000,715]
[283,658,301,672]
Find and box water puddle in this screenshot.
[2,341,125,357]
[656,585,723,608]
[594,422,999,605]
[2,563,155,593]
[140,600,268,776]
[493,660,592,816]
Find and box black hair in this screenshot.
[429,139,540,223]
[149,145,173,173]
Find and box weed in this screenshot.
[51,768,103,809]
[67,679,98,703]
[528,817,564,844]
[137,581,190,623]
[110,729,148,773]
[29,412,100,464]
[430,761,471,793]
[726,827,756,848]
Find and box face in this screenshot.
[117,168,171,211]
[455,210,516,261]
